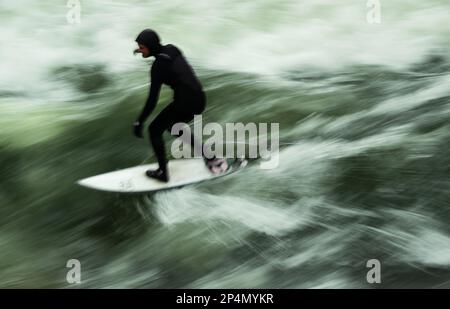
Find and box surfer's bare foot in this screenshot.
[205,157,228,174]
[146,168,169,182]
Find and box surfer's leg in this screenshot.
[149,118,168,171]
[147,105,175,182]
[169,96,227,173]
[169,92,206,157]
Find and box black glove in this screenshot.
[133,121,143,138]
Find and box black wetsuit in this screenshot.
[135,30,206,175]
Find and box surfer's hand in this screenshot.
[133,121,143,138]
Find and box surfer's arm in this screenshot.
[136,63,163,123]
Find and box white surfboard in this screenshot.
[76,158,246,193]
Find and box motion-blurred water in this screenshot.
[0,0,449,288]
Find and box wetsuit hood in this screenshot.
[135,29,162,56]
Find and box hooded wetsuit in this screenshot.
[135,29,206,174]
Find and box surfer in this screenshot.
[133,29,225,182]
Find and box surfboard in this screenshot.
[76,158,247,193]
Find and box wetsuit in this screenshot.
[134,29,206,180]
